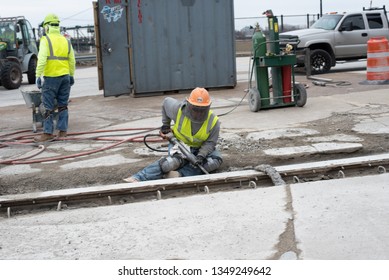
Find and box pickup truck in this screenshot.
[279,6,389,74]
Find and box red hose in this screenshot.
[9,136,141,164]
[0,127,163,165]
[0,145,46,164]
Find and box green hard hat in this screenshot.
[43,13,60,26]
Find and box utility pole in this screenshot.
[320,0,323,17]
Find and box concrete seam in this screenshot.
[269,184,302,260]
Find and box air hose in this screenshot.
[0,127,163,164]
[143,133,168,153]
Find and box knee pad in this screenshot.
[58,106,68,112]
[203,156,223,172]
[43,108,53,119]
[159,154,184,173]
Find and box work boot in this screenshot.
[58,131,67,138]
[123,177,139,183]
[34,133,55,143]
[164,171,181,179]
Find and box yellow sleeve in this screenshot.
[35,37,49,77]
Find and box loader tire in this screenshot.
[1,61,22,89]
[27,57,37,84]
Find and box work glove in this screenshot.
[195,154,206,166]
[70,76,75,86]
[160,125,171,135]
[36,77,42,89]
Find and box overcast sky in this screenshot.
[1,0,386,30]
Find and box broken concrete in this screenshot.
[263,143,363,157]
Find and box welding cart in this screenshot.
[21,89,57,133]
[248,10,307,112]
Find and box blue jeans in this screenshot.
[41,75,71,134]
[132,149,222,181]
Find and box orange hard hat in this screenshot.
[186,87,211,106]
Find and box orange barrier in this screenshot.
[366,37,389,81]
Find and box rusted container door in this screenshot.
[97,0,132,97]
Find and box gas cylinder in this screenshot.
[282,66,292,103]
[266,11,283,104]
[252,26,266,58]
[252,26,269,106]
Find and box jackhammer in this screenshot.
[165,133,209,175]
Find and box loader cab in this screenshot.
[0,17,38,58]
[0,22,17,56]
[15,18,38,59]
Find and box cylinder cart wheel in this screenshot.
[295,83,307,107]
[248,88,261,112]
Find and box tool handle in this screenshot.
[169,136,209,174]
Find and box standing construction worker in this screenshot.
[34,13,76,142]
[123,87,223,182]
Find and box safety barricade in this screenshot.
[361,37,389,84]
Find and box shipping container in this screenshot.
[94,0,236,97]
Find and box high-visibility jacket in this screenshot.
[36,27,75,77]
[173,107,218,148]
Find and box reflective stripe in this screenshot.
[45,35,70,61]
[367,52,389,58]
[367,66,389,72]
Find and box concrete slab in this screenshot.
[264,143,363,157]
[247,128,319,140]
[353,115,389,134]
[0,164,41,176]
[55,143,105,152]
[312,142,363,154]
[291,173,389,259]
[0,186,290,260]
[264,145,316,156]
[305,134,363,143]
[60,154,141,170]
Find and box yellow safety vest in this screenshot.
[42,34,71,77]
[173,107,218,148]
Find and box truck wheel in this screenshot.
[27,57,37,84]
[0,61,23,89]
[310,49,332,74]
[295,83,307,107]
[248,88,261,112]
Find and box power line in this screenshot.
[60,8,92,22]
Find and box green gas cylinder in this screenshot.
[252,27,270,107]
[252,27,266,57]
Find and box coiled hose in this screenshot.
[0,127,163,165]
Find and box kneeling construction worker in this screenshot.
[123,87,223,183]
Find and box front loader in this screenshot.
[0,16,38,89]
